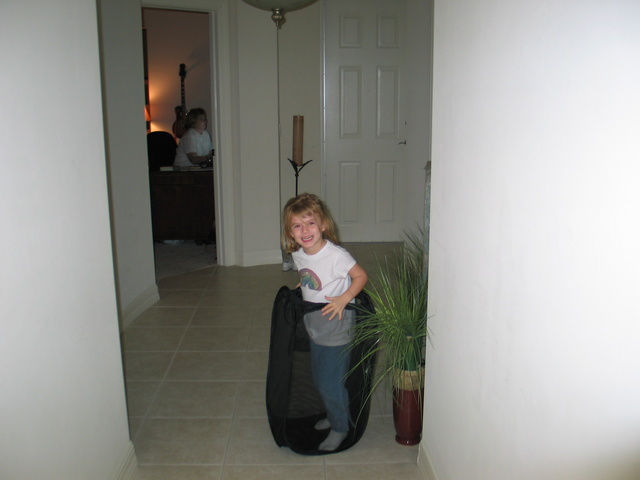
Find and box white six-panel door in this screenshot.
[324,0,407,242]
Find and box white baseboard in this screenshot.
[119,284,160,331]
[111,441,137,480]
[418,443,438,480]
[237,248,282,267]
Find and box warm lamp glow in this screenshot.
[144,106,151,122]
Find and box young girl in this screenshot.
[282,193,368,451]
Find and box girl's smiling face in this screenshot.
[290,213,326,255]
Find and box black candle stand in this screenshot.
[287,158,313,196]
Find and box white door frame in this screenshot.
[142,0,236,265]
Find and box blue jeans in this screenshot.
[309,341,351,433]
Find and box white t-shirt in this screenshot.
[174,129,213,167]
[292,241,357,346]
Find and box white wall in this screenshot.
[426,1,640,479]
[0,0,135,478]
[99,0,159,329]
[277,3,323,204]
[234,0,283,265]
[405,0,432,232]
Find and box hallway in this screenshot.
[123,243,423,479]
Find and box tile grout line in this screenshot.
[221,267,270,477]
[130,300,199,450]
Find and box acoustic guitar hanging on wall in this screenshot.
[172,63,187,139]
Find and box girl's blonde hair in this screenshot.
[281,193,339,253]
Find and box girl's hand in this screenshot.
[322,294,351,321]
[321,262,368,321]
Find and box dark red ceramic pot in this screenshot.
[392,370,424,446]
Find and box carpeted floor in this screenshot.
[153,240,217,279]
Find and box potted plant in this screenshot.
[352,230,429,445]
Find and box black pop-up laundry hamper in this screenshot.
[266,286,377,455]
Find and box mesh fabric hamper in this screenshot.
[266,286,376,455]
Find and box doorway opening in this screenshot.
[142,7,219,278]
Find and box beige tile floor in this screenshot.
[124,243,424,480]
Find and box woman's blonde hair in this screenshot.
[281,193,339,253]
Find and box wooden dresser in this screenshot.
[149,169,215,244]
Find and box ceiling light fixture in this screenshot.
[241,0,319,28]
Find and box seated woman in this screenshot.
[173,108,214,167]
